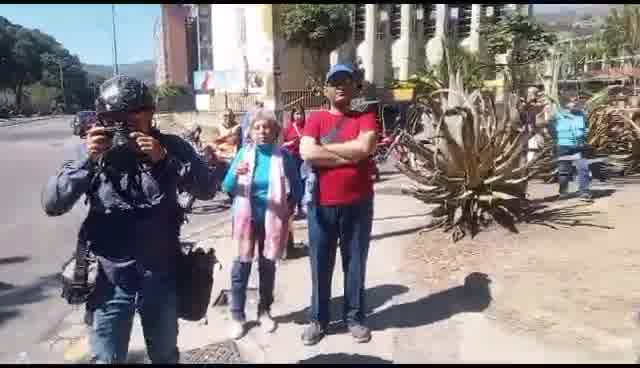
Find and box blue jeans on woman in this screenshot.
[556,145,591,196]
[230,221,276,321]
[88,269,179,364]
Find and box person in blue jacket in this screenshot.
[41,76,220,364]
[543,95,593,201]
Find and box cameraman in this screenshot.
[41,76,219,363]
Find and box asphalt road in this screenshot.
[0,117,230,363]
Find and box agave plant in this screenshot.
[585,104,640,176]
[395,67,551,242]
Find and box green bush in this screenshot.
[25,82,60,115]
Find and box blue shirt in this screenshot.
[222,144,302,224]
[551,109,588,148]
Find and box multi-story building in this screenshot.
[153,17,166,87]
[154,4,191,88]
[332,4,532,87]
[184,4,533,112]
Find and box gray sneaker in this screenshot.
[301,321,325,346]
[348,322,371,343]
[579,192,593,202]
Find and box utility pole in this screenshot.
[58,60,66,112]
[112,4,119,75]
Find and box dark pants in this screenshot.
[307,197,374,328]
[230,221,276,321]
[292,155,306,209]
[89,271,178,364]
[556,145,590,195]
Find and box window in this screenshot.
[200,49,213,70]
[377,6,387,40]
[423,5,436,39]
[390,4,401,40]
[198,4,209,17]
[354,4,365,43]
[237,8,247,44]
[456,5,472,39]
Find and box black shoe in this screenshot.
[348,322,371,343]
[301,321,325,346]
[557,193,570,200]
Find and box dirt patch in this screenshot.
[403,180,639,357]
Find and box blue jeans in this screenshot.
[307,196,374,328]
[230,221,276,321]
[556,145,591,195]
[88,270,179,364]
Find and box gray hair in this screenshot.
[250,109,280,131]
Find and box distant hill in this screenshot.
[83,60,155,86]
[534,5,623,39]
[535,4,618,17]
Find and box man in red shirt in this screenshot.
[299,64,378,345]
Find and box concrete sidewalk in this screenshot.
[45,172,431,363]
[45,171,628,363]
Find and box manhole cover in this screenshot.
[181,340,244,364]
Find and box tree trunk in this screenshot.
[14,81,24,111]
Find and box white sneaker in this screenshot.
[229,319,246,340]
[258,311,277,333]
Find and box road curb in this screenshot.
[0,116,71,128]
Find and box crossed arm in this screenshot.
[299,130,377,168]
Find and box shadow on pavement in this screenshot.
[530,188,616,205]
[299,353,392,364]
[275,284,410,326]
[0,310,20,327]
[367,272,492,331]
[0,273,60,327]
[0,256,30,266]
[373,213,431,223]
[522,202,614,231]
[370,225,428,242]
[190,203,230,216]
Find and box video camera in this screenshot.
[93,116,142,172]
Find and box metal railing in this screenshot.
[281,89,328,111]
[210,92,261,113]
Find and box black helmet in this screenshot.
[95,75,154,116]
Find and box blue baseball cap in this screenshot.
[326,64,354,83]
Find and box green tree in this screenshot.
[481,12,557,94]
[0,16,90,111]
[280,4,352,86]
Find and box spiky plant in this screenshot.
[395,68,550,242]
[585,105,640,176]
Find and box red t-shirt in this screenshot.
[283,119,304,157]
[303,110,377,206]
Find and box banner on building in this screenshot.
[194,70,266,94]
[194,71,215,92]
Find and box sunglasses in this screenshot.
[326,73,354,87]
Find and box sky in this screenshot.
[0,4,160,65]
